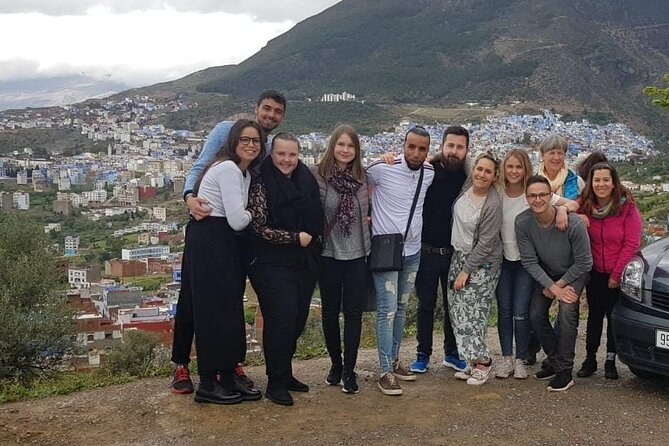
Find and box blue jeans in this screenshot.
[496,259,534,360]
[373,251,421,373]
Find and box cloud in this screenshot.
[0,0,340,22]
[0,9,293,86]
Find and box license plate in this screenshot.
[657,329,669,350]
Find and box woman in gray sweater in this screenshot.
[448,153,503,386]
[311,125,371,395]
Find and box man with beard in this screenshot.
[170,90,286,395]
[410,125,473,374]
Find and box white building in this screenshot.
[44,223,62,233]
[82,189,108,203]
[121,245,170,260]
[64,235,80,256]
[58,177,71,191]
[153,207,167,221]
[320,91,357,102]
[16,169,28,185]
[13,192,30,210]
[68,267,95,289]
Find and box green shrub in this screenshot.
[0,214,75,385]
[104,330,162,377]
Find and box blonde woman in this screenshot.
[495,149,578,379]
[448,153,503,386]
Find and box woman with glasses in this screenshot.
[538,135,585,200]
[448,153,503,385]
[576,162,642,380]
[311,125,371,395]
[247,132,324,406]
[184,119,263,405]
[495,149,579,379]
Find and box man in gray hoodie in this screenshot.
[515,175,592,392]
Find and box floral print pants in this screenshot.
[448,250,501,364]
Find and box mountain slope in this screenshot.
[187,0,669,135]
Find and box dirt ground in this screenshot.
[2,329,668,446]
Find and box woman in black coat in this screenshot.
[247,132,324,406]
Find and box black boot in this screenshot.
[219,372,262,401]
[577,356,597,378]
[265,381,294,406]
[604,359,619,380]
[194,376,242,405]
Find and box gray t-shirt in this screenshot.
[515,209,593,289]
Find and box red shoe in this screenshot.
[171,365,194,394]
[234,364,255,389]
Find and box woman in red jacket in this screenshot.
[577,162,642,379]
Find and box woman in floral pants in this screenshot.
[448,153,503,385]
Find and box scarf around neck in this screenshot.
[539,162,568,196]
[592,196,626,219]
[327,165,362,237]
[259,156,323,236]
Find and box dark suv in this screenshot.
[612,237,669,379]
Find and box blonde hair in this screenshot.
[500,148,534,190]
[317,124,364,181]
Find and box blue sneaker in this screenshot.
[443,353,468,372]
[410,353,429,373]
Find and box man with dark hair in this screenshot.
[515,175,592,392]
[184,89,286,220]
[366,126,435,395]
[410,125,473,374]
[171,90,286,395]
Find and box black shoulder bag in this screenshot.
[368,166,424,272]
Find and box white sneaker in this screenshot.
[454,370,471,380]
[467,362,492,386]
[495,357,514,379]
[513,359,528,379]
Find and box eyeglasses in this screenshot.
[240,136,262,146]
[526,192,551,201]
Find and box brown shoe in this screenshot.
[392,359,416,381]
[378,372,403,396]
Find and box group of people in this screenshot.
[169,89,643,406]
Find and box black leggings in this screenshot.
[585,270,619,356]
[319,256,367,371]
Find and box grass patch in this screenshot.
[0,372,138,404]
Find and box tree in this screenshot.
[643,73,669,109]
[0,214,75,384]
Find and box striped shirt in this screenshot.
[366,155,435,257]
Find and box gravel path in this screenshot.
[1,329,668,446]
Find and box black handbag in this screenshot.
[368,166,424,272]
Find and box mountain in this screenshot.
[0,75,130,111]
[124,0,669,139]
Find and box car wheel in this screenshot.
[629,366,661,380]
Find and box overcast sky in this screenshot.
[0,1,340,87]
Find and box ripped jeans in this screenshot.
[373,251,421,373]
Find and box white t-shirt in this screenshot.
[452,188,486,254]
[501,189,560,261]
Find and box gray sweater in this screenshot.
[515,209,593,289]
[453,177,503,274]
[310,165,372,260]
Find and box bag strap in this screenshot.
[323,215,337,240]
[403,166,424,241]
